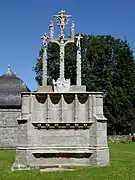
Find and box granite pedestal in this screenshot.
[12,92,109,170]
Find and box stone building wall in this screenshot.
[0,108,20,148]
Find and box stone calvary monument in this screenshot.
[12,10,109,170]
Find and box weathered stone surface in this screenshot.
[89,148,110,166]
[40,167,74,172]
[12,92,109,170]
[37,86,53,92]
[70,85,86,92]
[107,135,132,143]
[0,109,20,148]
[53,78,70,92]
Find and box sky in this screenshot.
[0,0,135,91]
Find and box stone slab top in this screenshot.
[20,91,103,95]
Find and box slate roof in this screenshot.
[0,66,30,107]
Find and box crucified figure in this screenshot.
[54,10,71,38]
[76,34,82,49]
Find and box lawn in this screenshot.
[0,143,135,180]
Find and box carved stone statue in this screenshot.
[70,21,75,39]
[76,34,82,49]
[53,78,70,92]
[49,21,54,39]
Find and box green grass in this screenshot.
[0,143,135,180]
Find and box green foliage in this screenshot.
[1,144,135,179]
[33,34,135,135]
[105,44,135,134]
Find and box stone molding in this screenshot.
[32,122,93,130]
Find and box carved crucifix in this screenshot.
[54,10,71,38]
[49,10,74,82]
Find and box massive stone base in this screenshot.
[11,147,109,170]
[12,92,110,171]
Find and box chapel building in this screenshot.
[0,66,30,148]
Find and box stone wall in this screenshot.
[0,108,20,148]
[107,135,132,143]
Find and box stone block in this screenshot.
[89,148,110,166]
[70,85,86,92]
[37,86,53,92]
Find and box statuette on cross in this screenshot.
[70,21,75,39]
[75,34,83,49]
[49,21,54,39]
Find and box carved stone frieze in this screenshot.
[32,122,93,130]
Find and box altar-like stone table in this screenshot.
[12,91,109,169]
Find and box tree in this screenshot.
[33,34,135,135]
[105,43,135,134]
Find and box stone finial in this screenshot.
[6,65,16,76]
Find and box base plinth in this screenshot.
[12,91,109,170]
[70,85,86,92]
[11,147,109,170]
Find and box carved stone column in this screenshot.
[42,48,47,86]
[76,34,82,86]
[76,47,82,86]
[41,33,48,87]
[60,39,65,80]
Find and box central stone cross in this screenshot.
[49,10,75,91]
[40,10,83,92]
